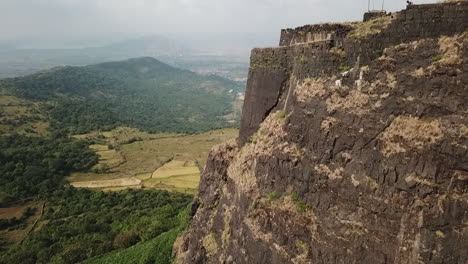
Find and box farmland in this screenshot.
[69,127,238,194]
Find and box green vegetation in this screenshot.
[0,57,243,135]
[0,188,191,264]
[329,47,347,59]
[0,134,98,205]
[339,65,351,72]
[268,191,278,200]
[290,192,310,213]
[275,110,287,120]
[432,54,444,62]
[0,58,242,263]
[247,133,258,144]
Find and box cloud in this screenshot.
[0,0,438,43]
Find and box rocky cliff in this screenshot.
[175,2,468,263]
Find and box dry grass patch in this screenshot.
[326,90,370,115]
[437,34,464,65]
[151,160,200,179]
[348,16,392,39]
[250,111,304,161]
[202,233,218,257]
[380,116,443,157]
[314,164,344,180]
[321,117,338,133]
[294,78,327,103]
[411,67,425,78]
[144,175,199,189]
[405,173,438,187]
[135,172,152,180]
[90,144,109,152]
[70,177,142,189]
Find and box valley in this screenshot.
[68,127,238,194]
[0,56,244,264]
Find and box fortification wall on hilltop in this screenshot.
[363,10,387,22]
[239,1,468,145]
[279,2,468,48]
[176,2,468,263]
[279,24,354,46]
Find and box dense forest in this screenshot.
[0,57,243,134]
[0,124,194,264]
[0,125,194,264]
[0,134,98,205]
[0,188,191,264]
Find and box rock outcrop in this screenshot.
[176,2,468,264]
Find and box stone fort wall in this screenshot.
[239,1,468,145]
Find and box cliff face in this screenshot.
[175,2,468,264]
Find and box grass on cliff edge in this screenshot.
[83,205,191,264]
[348,16,392,39]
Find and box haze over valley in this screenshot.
[0,0,466,264]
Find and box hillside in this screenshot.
[176,2,468,264]
[0,57,243,263]
[0,57,244,134]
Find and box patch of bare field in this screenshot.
[70,177,142,189]
[0,201,44,246]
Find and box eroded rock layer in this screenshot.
[176,2,468,264]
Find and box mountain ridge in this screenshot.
[0,57,244,134]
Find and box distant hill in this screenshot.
[0,57,243,134]
[0,35,190,79]
[94,35,190,57]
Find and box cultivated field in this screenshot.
[69,127,238,194]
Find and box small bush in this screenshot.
[296,201,309,213]
[432,54,443,62]
[113,232,141,249]
[290,192,309,213]
[329,47,347,58]
[275,111,286,120]
[339,65,351,72]
[268,191,277,200]
[291,192,299,202]
[248,133,258,144]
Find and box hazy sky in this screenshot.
[0,0,437,44]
